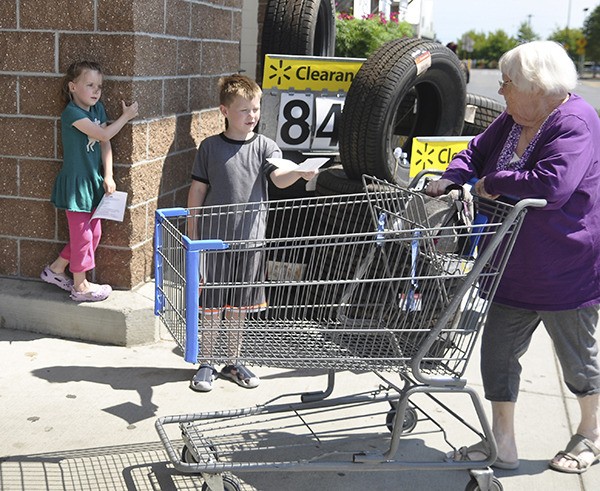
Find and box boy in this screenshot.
[187,74,317,392]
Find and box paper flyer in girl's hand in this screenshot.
[91,191,128,221]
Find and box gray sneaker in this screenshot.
[220,364,260,388]
[190,364,216,392]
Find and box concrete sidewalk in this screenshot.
[1,299,599,490]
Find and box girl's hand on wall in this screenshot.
[121,101,139,121]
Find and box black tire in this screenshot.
[339,38,466,184]
[261,0,336,60]
[315,164,365,195]
[462,93,505,136]
[314,165,373,236]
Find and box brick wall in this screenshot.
[0,0,245,289]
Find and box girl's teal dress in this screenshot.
[51,101,107,212]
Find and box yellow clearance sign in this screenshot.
[409,136,474,177]
[262,54,365,92]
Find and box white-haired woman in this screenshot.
[428,40,600,474]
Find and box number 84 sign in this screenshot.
[274,93,344,151]
[259,54,364,153]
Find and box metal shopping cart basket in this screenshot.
[153,176,546,491]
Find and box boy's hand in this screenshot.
[103,176,116,194]
[121,101,139,121]
[297,169,319,181]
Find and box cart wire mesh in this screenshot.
[154,180,531,380]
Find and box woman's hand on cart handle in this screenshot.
[424,178,455,197]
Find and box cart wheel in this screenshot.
[386,405,418,433]
[465,476,503,491]
[181,445,198,464]
[181,444,219,464]
[201,474,242,491]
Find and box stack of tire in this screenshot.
[260,1,504,196]
[261,0,336,200]
[330,37,505,195]
[260,0,336,80]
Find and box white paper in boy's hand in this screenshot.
[91,191,128,222]
[267,157,330,172]
[305,175,318,191]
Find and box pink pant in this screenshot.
[59,210,102,273]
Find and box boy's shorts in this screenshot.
[199,248,266,314]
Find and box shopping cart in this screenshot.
[153,176,546,491]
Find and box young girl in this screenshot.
[41,60,138,302]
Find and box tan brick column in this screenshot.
[0,0,243,289]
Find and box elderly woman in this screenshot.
[427,40,600,474]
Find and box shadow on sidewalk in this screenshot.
[31,365,191,425]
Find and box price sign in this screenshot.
[274,93,345,151]
[275,93,314,150]
[409,136,474,177]
[261,54,364,153]
[312,96,345,150]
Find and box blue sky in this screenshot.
[431,0,595,44]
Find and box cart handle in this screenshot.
[411,195,546,386]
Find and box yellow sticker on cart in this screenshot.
[263,54,365,92]
[409,136,474,177]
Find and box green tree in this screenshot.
[335,13,414,58]
[548,27,584,61]
[454,30,516,66]
[458,30,487,59]
[479,30,516,65]
[516,21,540,43]
[583,5,600,63]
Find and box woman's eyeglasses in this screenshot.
[498,80,512,89]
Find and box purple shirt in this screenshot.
[442,94,600,310]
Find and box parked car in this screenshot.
[583,61,600,77]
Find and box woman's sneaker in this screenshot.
[70,283,112,302]
[40,266,73,291]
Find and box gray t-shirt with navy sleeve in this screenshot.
[190,132,281,242]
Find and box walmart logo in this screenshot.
[413,142,435,170]
[268,59,292,86]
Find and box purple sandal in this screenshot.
[40,266,74,292]
[70,283,112,302]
